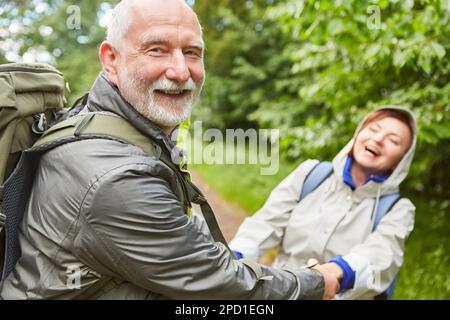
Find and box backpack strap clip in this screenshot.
[154,144,162,160]
[74,113,95,137]
[31,114,48,134]
[0,212,5,229]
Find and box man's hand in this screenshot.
[307,259,343,300]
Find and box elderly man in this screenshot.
[0,0,338,299]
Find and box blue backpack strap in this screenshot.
[299,161,333,201]
[300,162,401,299]
[372,192,401,231]
[373,192,401,300]
[384,274,398,299]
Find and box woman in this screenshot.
[230,106,417,299]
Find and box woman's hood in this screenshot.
[332,106,417,195]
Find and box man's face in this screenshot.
[115,0,205,129]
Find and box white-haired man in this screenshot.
[0,0,338,299]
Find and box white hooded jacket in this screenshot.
[230,106,417,299]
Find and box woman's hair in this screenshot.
[359,109,414,138]
[349,108,414,157]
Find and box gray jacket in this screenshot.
[0,73,324,300]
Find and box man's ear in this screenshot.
[99,41,120,86]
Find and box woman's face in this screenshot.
[353,116,412,175]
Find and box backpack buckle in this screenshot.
[32,113,48,134]
[0,212,5,229]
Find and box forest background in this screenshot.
[0,0,448,299]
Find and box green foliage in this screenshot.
[0,0,448,300]
[395,193,450,299]
[0,0,115,105]
[194,0,450,197]
[192,157,297,213]
[193,157,450,300]
[193,2,450,298]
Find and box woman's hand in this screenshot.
[307,258,343,299]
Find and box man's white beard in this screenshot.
[119,66,202,128]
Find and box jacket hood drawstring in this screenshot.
[371,186,382,223]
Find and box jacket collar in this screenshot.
[342,156,389,190]
[86,72,179,156]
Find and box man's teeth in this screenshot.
[158,89,184,94]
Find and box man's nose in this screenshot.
[165,51,190,83]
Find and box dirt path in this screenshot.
[190,170,248,242]
[191,170,276,265]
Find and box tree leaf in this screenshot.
[431,41,446,60]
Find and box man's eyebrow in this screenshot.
[139,35,168,48]
[139,35,204,51]
[186,42,205,51]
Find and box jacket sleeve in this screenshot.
[339,198,415,299]
[74,162,324,300]
[190,209,215,243]
[229,160,319,261]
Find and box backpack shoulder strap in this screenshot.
[184,179,231,252]
[372,192,401,231]
[150,145,233,255]
[372,192,401,300]
[32,113,232,254]
[299,161,334,201]
[32,112,155,156]
[1,151,41,284]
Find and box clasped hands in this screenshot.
[307,258,343,300]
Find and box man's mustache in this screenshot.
[149,77,197,92]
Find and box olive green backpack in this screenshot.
[0,63,233,289]
[0,63,66,198]
[0,62,66,280]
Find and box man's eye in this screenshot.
[148,48,163,54]
[184,50,202,58]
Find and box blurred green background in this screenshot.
[1,0,448,299]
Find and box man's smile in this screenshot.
[154,89,191,99]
